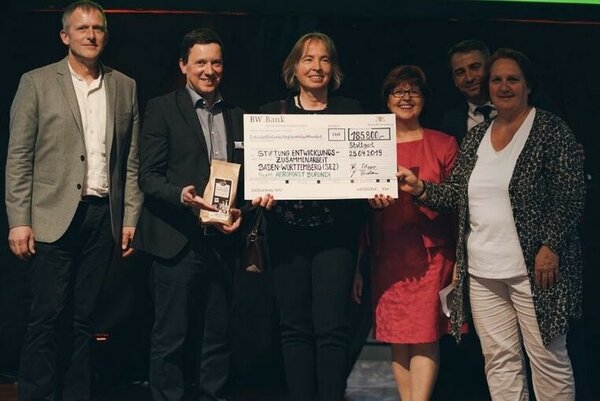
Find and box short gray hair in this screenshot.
[62,0,107,31]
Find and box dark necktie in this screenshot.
[475,105,494,121]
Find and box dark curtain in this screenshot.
[1,7,599,399]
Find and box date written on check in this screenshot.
[243,114,398,200]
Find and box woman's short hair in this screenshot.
[486,48,537,101]
[381,65,430,105]
[281,32,343,91]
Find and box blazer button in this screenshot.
[77,184,82,190]
[80,155,85,161]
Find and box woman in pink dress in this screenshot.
[353,65,458,401]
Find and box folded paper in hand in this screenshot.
[439,284,455,318]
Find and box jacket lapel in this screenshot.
[510,108,539,191]
[176,89,210,156]
[222,103,235,162]
[459,102,469,140]
[103,63,116,163]
[56,58,84,141]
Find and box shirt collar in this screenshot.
[186,85,223,110]
[67,61,103,88]
[467,100,494,115]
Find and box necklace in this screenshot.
[296,95,327,111]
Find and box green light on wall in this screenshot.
[482,0,600,3]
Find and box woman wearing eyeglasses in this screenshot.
[353,65,458,401]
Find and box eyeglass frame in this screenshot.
[390,88,423,98]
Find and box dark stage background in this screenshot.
[1,1,599,398]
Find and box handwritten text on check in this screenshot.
[244,114,398,200]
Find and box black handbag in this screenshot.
[231,204,283,390]
[243,207,266,273]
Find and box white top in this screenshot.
[467,101,497,131]
[69,63,108,197]
[467,108,536,279]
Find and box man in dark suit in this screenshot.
[133,28,244,401]
[439,39,496,143]
[5,1,142,400]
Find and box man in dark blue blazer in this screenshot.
[439,39,496,143]
[133,28,244,401]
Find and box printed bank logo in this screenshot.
[249,115,285,123]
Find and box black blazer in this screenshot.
[134,89,245,259]
[439,102,469,144]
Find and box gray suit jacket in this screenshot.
[6,57,143,243]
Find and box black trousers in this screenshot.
[149,234,233,401]
[269,222,356,401]
[18,200,114,401]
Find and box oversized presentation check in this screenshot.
[244,114,398,200]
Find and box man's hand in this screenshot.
[214,208,242,235]
[182,185,218,212]
[8,226,35,260]
[121,226,136,258]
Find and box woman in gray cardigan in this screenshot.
[397,49,584,401]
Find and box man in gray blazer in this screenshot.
[5,1,142,400]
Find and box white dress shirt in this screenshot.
[467,101,497,131]
[68,62,108,197]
